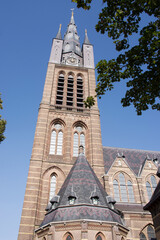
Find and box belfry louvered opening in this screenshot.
[56,74,64,105]
[77,76,83,108]
[67,75,74,106]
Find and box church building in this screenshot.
[18,12,160,240]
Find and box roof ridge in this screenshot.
[103,146,160,153]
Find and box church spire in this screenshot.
[84,29,90,44]
[55,24,62,39]
[62,11,82,65]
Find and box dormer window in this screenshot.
[69,196,76,205]
[92,197,99,205]
[68,190,76,205]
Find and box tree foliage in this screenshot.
[72,0,160,115]
[0,94,6,143]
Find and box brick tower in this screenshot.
[18,12,104,240]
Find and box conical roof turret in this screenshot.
[40,153,124,227]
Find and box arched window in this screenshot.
[56,74,64,105]
[49,123,63,155]
[95,233,104,240]
[146,175,157,200]
[64,233,73,240]
[73,125,85,157]
[77,76,83,108]
[147,225,155,239]
[49,174,57,200]
[96,235,102,240]
[66,236,72,240]
[113,172,135,203]
[140,224,156,240]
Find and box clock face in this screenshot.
[66,57,78,65]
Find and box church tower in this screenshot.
[18,12,104,240]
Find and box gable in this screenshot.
[103,147,160,176]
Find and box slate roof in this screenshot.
[103,147,160,176]
[40,153,124,227]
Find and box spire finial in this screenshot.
[71,8,74,17]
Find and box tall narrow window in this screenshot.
[73,133,78,156]
[57,131,63,155]
[119,173,128,202]
[49,123,63,155]
[49,175,56,200]
[127,180,135,202]
[67,75,74,107]
[73,125,85,157]
[113,180,120,202]
[151,175,157,192]
[146,181,152,200]
[146,175,157,200]
[49,130,56,154]
[56,74,64,105]
[77,76,83,108]
[80,133,85,153]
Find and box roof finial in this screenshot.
[70,9,75,24]
[71,8,74,17]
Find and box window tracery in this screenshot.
[140,224,156,240]
[113,172,135,203]
[49,123,63,155]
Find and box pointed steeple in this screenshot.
[84,29,90,44]
[55,24,62,39]
[62,11,82,62]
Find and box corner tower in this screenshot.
[18,12,104,240]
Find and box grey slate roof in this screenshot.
[40,154,124,227]
[103,146,160,176]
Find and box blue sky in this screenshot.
[0,1,159,239]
